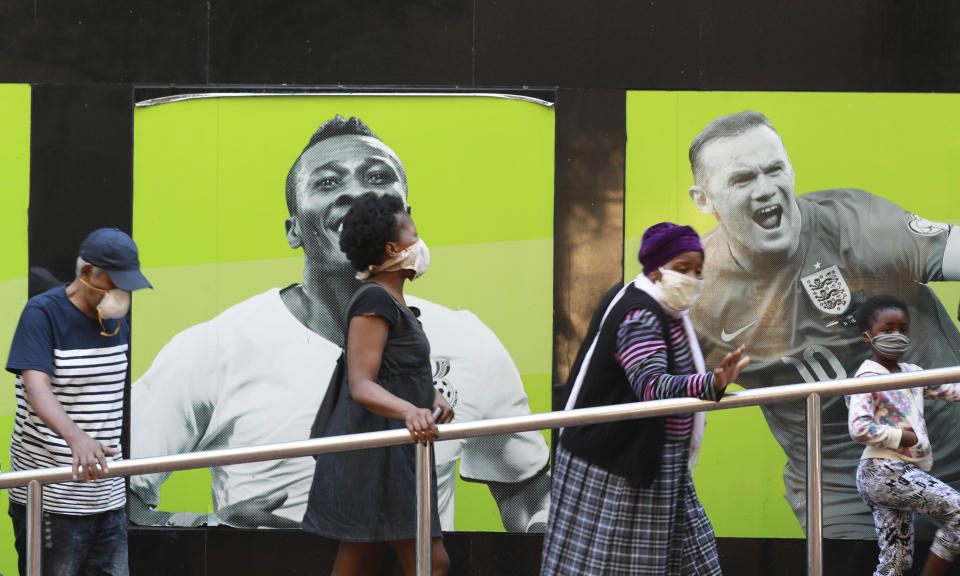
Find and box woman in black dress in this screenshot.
[302,192,454,575]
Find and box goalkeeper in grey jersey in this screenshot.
[686,110,960,538]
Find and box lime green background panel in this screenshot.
[133,95,554,531]
[134,96,554,270]
[0,84,31,576]
[626,91,960,538]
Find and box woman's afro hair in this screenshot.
[339,192,407,272]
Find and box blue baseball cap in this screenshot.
[79,228,153,291]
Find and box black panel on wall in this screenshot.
[477,0,704,89]
[552,89,625,408]
[0,1,957,89]
[204,530,336,576]
[694,0,960,91]
[874,2,960,91]
[475,0,960,91]
[128,529,546,576]
[29,84,134,292]
[0,1,207,84]
[28,82,137,519]
[131,532,960,575]
[129,528,207,576]
[207,0,474,85]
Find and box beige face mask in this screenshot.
[78,277,130,336]
[356,238,431,281]
[656,267,703,312]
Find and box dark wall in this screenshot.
[4,1,960,574]
[6,2,960,88]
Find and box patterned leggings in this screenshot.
[857,458,960,576]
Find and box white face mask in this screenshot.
[98,289,131,320]
[356,238,431,281]
[78,276,131,336]
[656,267,703,312]
[413,239,431,278]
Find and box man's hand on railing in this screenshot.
[22,369,119,483]
[68,434,118,483]
[713,345,750,393]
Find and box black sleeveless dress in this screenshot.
[301,283,442,541]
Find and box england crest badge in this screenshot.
[801,265,851,315]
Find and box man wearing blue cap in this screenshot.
[6,227,151,576]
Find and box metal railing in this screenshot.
[4,365,960,576]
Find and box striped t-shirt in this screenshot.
[614,308,718,439]
[6,286,127,514]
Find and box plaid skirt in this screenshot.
[540,442,721,576]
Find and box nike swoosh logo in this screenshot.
[721,320,758,342]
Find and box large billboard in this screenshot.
[0,84,32,576]
[626,91,960,539]
[128,94,555,532]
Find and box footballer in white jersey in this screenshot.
[130,289,550,531]
[129,115,551,532]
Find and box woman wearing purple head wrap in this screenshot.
[541,222,749,576]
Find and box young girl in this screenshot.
[848,294,960,576]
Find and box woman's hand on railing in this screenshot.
[404,407,439,444]
[713,345,750,394]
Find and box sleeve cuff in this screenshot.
[887,428,904,449]
[701,373,721,401]
[526,509,549,532]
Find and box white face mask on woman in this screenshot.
[656,267,703,312]
[356,238,431,281]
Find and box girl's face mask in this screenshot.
[867,332,911,360]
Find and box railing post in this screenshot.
[807,393,823,576]
[416,442,432,576]
[26,479,42,576]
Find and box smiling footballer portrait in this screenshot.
[128,112,551,533]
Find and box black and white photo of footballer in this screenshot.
[687,110,960,539]
[128,115,551,531]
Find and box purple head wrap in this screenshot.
[638,222,704,276]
